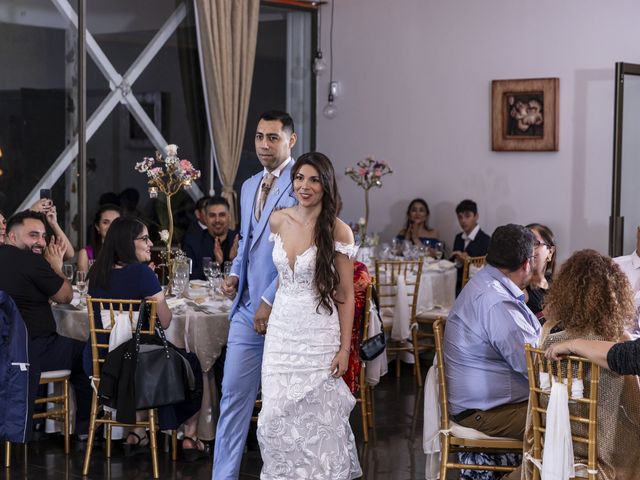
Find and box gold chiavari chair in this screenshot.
[461,255,487,289]
[433,320,522,479]
[374,259,425,386]
[524,344,600,480]
[357,282,376,442]
[4,370,71,467]
[82,298,177,478]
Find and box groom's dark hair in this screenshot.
[259,110,295,136]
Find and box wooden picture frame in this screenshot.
[491,78,559,151]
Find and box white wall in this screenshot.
[316,0,640,261]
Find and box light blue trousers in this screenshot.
[212,305,264,479]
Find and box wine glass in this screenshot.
[63,264,74,282]
[202,257,213,281]
[434,241,444,260]
[223,261,233,279]
[76,271,88,306]
[172,271,188,297]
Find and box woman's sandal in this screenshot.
[122,431,150,457]
[182,436,210,462]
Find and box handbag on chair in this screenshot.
[360,286,386,361]
[133,302,196,409]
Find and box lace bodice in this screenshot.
[270,232,358,296]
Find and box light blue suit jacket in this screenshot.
[229,161,297,320]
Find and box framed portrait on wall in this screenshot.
[491,78,559,151]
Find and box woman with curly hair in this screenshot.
[514,249,640,480]
[257,152,362,479]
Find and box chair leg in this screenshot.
[63,379,70,455]
[367,386,375,429]
[360,385,369,443]
[439,434,449,480]
[395,354,401,378]
[412,329,423,387]
[171,430,178,462]
[82,395,100,476]
[148,409,159,479]
[4,441,10,468]
[106,424,112,458]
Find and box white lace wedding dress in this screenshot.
[257,233,362,480]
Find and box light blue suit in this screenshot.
[212,161,297,479]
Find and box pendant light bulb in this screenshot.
[313,50,327,76]
[322,93,337,119]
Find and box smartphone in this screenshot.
[40,188,52,200]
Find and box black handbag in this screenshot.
[133,302,196,410]
[360,285,386,361]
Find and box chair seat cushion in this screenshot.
[449,421,518,441]
[40,369,72,379]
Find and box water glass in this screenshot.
[76,271,88,306]
[434,241,444,260]
[63,264,74,282]
[223,261,233,278]
[172,272,188,297]
[202,257,213,279]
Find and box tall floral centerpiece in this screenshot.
[345,156,393,244]
[135,144,200,288]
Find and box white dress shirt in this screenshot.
[614,250,640,333]
[461,224,480,249]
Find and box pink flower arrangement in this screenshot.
[344,156,392,243]
[345,156,393,191]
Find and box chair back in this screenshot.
[524,344,600,480]
[86,297,157,380]
[433,319,450,431]
[461,255,486,288]
[374,259,423,321]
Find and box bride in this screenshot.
[257,152,362,479]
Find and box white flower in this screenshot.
[159,230,169,243]
[358,217,366,226]
[134,160,149,173]
[166,144,178,156]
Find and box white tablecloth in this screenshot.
[377,259,457,340]
[52,290,231,441]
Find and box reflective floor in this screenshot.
[3,361,428,480]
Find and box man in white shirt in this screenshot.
[614,226,640,333]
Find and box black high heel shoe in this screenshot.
[182,436,210,462]
[122,431,149,457]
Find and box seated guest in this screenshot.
[0,210,91,438]
[614,225,640,333]
[184,195,211,238]
[524,223,556,323]
[0,209,6,244]
[183,196,239,280]
[444,224,540,440]
[395,198,440,248]
[513,249,640,480]
[30,198,75,260]
[87,217,206,459]
[450,199,491,293]
[77,204,121,273]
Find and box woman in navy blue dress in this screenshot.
[88,217,206,460]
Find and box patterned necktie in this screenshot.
[255,173,276,221]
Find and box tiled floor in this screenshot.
[3,361,428,480]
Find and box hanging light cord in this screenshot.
[329,0,334,84]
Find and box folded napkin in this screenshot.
[391,275,411,341]
[166,297,187,309]
[70,292,83,308]
[424,260,455,272]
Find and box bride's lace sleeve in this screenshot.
[335,241,359,259]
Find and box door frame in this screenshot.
[609,62,640,257]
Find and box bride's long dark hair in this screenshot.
[292,152,342,314]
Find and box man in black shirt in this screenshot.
[183,196,239,280]
[0,211,91,437]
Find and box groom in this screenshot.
[213,111,298,479]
